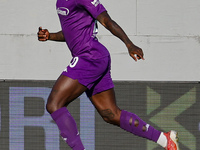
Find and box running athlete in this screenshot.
[37,0,179,149]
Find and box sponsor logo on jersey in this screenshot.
[57,7,69,16]
[91,0,100,7]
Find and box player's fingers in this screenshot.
[38,32,47,36]
[38,27,48,34]
[39,26,42,31]
[38,28,44,36]
[39,38,47,41]
[37,30,47,36]
[38,34,47,41]
[141,52,144,60]
[130,54,137,62]
[38,36,47,41]
[138,54,145,60]
[136,55,144,60]
[136,50,144,60]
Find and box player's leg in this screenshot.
[90,88,179,149]
[46,75,87,113]
[89,89,121,126]
[47,75,87,150]
[90,88,160,140]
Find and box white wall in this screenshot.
[0,0,200,81]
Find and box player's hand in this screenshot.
[37,27,50,41]
[128,44,144,61]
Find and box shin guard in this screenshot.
[120,110,161,142]
[51,107,85,150]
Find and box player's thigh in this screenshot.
[90,88,121,125]
[47,75,87,113]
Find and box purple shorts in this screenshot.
[61,56,114,97]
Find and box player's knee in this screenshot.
[46,102,55,114]
[101,109,120,125]
[102,115,119,125]
[46,98,60,114]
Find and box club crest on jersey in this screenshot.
[91,0,100,7]
[57,7,69,16]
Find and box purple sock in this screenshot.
[120,110,161,142]
[51,107,85,150]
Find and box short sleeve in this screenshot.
[76,0,106,19]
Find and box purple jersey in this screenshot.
[56,0,110,59]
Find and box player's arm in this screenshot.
[37,27,65,42]
[96,11,144,61]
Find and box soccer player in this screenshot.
[37,0,179,149]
